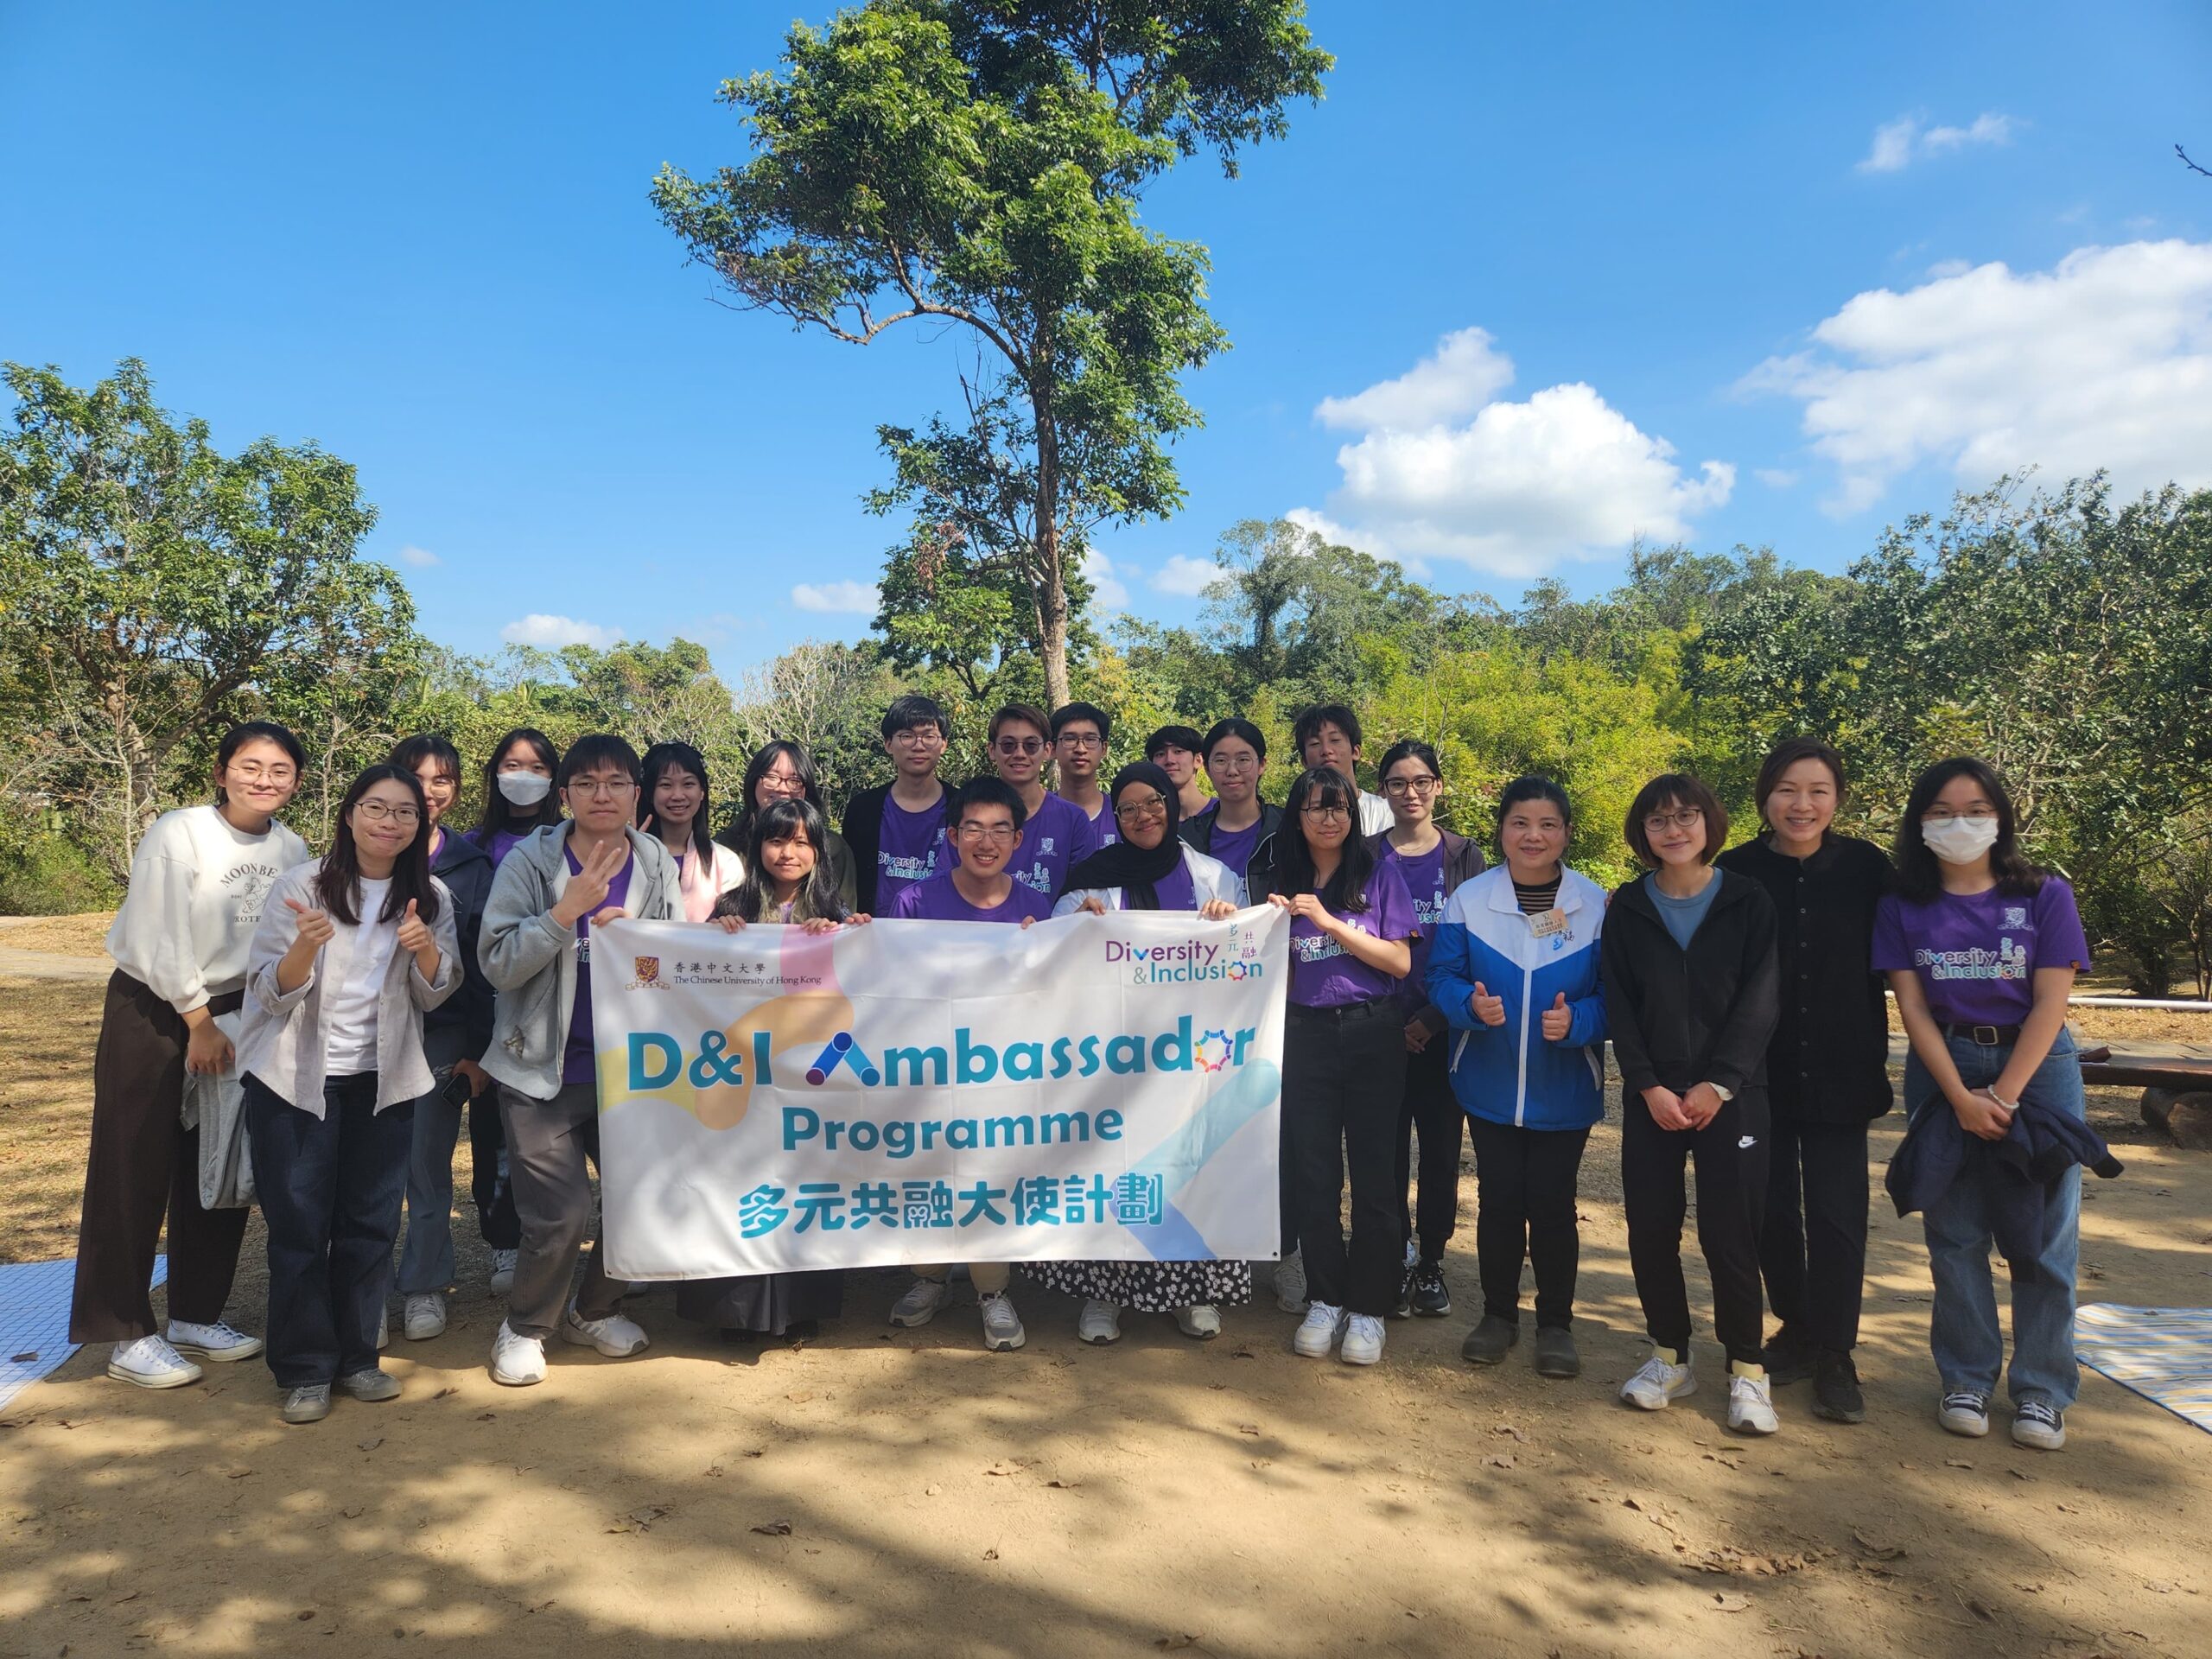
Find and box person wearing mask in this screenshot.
[721,741,860,909]
[467,728,565,871]
[478,734,680,1388]
[1367,741,1484,1320]
[639,741,745,923]
[1145,724,1213,822]
[977,702,1096,901]
[1604,773,1782,1434]
[1269,766,1419,1367]
[843,696,954,914]
[1180,718,1282,899]
[72,721,311,1389]
[1874,758,2092,1452]
[1427,777,1607,1378]
[238,765,460,1422]
[1714,738,1892,1423]
[887,778,1052,1350]
[1038,762,1249,1342]
[389,735,512,1343]
[1294,703,1392,836]
[1050,702,1116,848]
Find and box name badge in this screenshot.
[1529,907,1567,938]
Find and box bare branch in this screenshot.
[2179,143,2212,179]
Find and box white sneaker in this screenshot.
[1727,1373,1778,1435]
[1174,1305,1221,1340]
[1077,1300,1122,1344]
[889,1276,950,1328]
[1274,1248,1308,1314]
[1938,1389,1992,1438]
[108,1334,202,1389]
[488,1248,518,1296]
[1293,1301,1347,1358]
[166,1319,263,1362]
[1340,1313,1387,1366]
[489,1319,546,1386]
[980,1292,1026,1351]
[2011,1399,2067,1450]
[1620,1353,1697,1410]
[403,1294,447,1341]
[562,1305,649,1357]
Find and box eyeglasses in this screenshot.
[1923,808,1997,823]
[226,763,298,784]
[1382,776,1440,798]
[993,736,1045,756]
[353,801,421,825]
[1300,804,1351,823]
[957,823,1018,843]
[1057,733,1103,750]
[889,728,944,747]
[1209,753,1259,773]
[567,777,638,798]
[758,772,807,794]
[1643,809,1704,833]
[1114,791,1168,823]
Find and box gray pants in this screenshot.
[498,1081,621,1339]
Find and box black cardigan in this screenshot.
[1713,832,1895,1124]
[1179,802,1285,900]
[838,782,946,915]
[1601,868,1780,1103]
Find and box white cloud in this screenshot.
[1314,327,1514,431]
[397,543,440,569]
[1741,239,2212,514]
[500,613,624,649]
[790,580,881,615]
[1858,111,2015,174]
[1296,330,1734,578]
[1082,548,1130,611]
[1150,553,1228,596]
[1753,467,1799,489]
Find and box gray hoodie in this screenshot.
[478,823,680,1101]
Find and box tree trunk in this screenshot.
[1029,366,1071,709]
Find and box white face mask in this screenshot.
[498,771,553,807]
[1922,816,1999,864]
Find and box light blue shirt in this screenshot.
[1647,871,1720,950]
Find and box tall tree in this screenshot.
[652,1,1331,705]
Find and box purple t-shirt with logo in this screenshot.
[1872,876,2090,1027]
[1206,812,1263,882]
[562,843,633,1086]
[951,791,1096,899]
[1380,840,1449,1010]
[876,791,950,909]
[1080,797,1120,850]
[890,872,1054,925]
[1287,860,1420,1008]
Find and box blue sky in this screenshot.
[4,2,2209,679]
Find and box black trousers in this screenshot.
[1283,1001,1406,1317]
[1759,1116,1870,1352]
[1621,1092,1770,1367]
[1466,1117,1590,1329]
[1395,1038,1463,1264]
[70,973,251,1343]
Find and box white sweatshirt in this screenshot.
[105,804,311,1014]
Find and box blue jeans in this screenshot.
[397,1063,519,1294]
[1904,1028,2082,1409]
[244,1072,415,1389]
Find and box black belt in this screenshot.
[1287,996,1393,1023]
[1943,1020,2022,1046]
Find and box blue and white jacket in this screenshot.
[1425,865,1609,1131]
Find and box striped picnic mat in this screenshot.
[0,1257,166,1413]
[2075,1303,2212,1433]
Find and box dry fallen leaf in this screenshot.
[786,1391,813,1403]
[1484,1453,1516,1470]
[982,1548,1000,1560]
[749,1520,792,1536]
[356,1437,383,1452]
[1493,1424,1529,1443]
[1852,1529,1906,1561]
[1944,1458,1974,1469]
[1708,1592,1750,1613]
[1154,1637,1199,1651]
[1236,1423,1261,1436]
[1046,1478,1080,1491]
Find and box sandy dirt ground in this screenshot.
[3,969,2209,1659]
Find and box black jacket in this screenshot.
[842,782,947,915]
[1363,827,1487,1034]
[1887,1094,2122,1263]
[427,827,495,1058]
[1180,802,1286,901]
[1713,832,1895,1124]
[1601,869,1780,1103]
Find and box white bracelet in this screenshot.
[1982,1084,2019,1112]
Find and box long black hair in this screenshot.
[733,741,826,847]
[1893,756,2044,904]
[716,798,850,925]
[639,741,718,870]
[212,720,306,807]
[474,728,564,837]
[1274,766,1376,912]
[314,765,442,928]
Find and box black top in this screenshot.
[426,827,495,1056]
[1601,868,1780,1104]
[1714,832,1895,1124]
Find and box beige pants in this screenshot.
[913,1263,1010,1294]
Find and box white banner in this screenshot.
[590,906,1287,1277]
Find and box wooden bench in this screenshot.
[2078,1043,2212,1148]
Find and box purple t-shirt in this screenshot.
[1206,812,1263,882]
[1380,840,1449,1010]
[1079,797,1120,850]
[1872,876,2090,1027]
[562,842,634,1086]
[1287,860,1420,1008]
[950,791,1096,899]
[890,872,1053,925]
[876,791,950,909]
[479,827,531,868]
[1148,856,1197,912]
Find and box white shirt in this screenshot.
[105,805,312,1013]
[1357,791,1394,837]
[322,878,398,1075]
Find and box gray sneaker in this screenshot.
[980,1292,1027,1351]
[281,1383,333,1425]
[336,1367,402,1403]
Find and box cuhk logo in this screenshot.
[635,956,660,985]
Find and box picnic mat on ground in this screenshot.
[0,1256,164,1413]
[2076,1302,2212,1434]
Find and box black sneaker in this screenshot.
[1811,1348,1865,1423]
[1390,1268,1415,1320]
[1533,1325,1580,1378]
[1763,1325,1816,1386]
[1408,1261,1451,1318]
[1459,1313,1518,1365]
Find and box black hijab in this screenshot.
[1063,762,1185,910]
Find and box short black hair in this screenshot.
[213,721,306,805]
[1753,736,1847,828]
[1624,772,1726,868]
[1496,774,1573,840]
[1294,702,1363,754]
[952,774,1027,832]
[558,733,643,789]
[1050,701,1112,743]
[1201,717,1267,764]
[880,694,950,742]
[1376,739,1441,783]
[988,702,1052,745]
[389,733,462,783]
[1146,723,1205,759]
